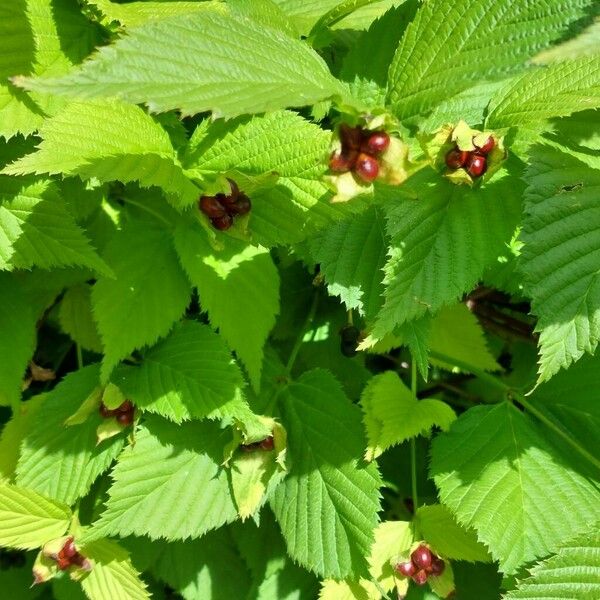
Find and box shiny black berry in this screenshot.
[116,411,134,426]
[430,555,445,576]
[354,153,379,182]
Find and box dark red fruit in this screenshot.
[56,556,71,571]
[354,153,379,182]
[330,150,356,173]
[395,560,416,577]
[364,131,390,156]
[412,569,428,586]
[99,403,115,418]
[116,411,134,426]
[260,436,275,451]
[445,148,469,170]
[340,325,360,344]
[339,123,363,150]
[228,194,251,216]
[466,153,487,178]
[474,135,495,155]
[117,400,133,413]
[62,538,77,559]
[199,196,226,218]
[411,545,433,570]
[430,556,445,576]
[210,213,233,231]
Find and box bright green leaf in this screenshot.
[520,144,600,382]
[2,100,198,206]
[504,524,600,599]
[270,369,381,579]
[386,0,592,121]
[430,402,600,574]
[175,226,279,389]
[487,56,600,129]
[415,504,490,563]
[114,321,249,423]
[0,484,70,550]
[92,221,191,382]
[0,275,36,407]
[16,365,126,505]
[429,303,499,373]
[361,371,455,461]
[310,205,387,320]
[84,417,238,541]
[18,8,344,118]
[59,284,103,353]
[80,538,150,600]
[0,178,110,275]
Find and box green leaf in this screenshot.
[310,205,387,320]
[429,304,499,373]
[0,484,71,550]
[371,168,522,339]
[18,7,344,118]
[270,369,381,579]
[151,529,252,600]
[520,144,600,382]
[415,504,490,563]
[0,178,110,275]
[0,275,36,407]
[386,0,593,121]
[533,19,600,63]
[486,56,600,129]
[504,525,600,599]
[528,354,600,460]
[0,395,44,482]
[85,417,238,542]
[319,578,380,600]
[185,110,330,179]
[59,284,103,353]
[16,365,126,505]
[360,372,455,461]
[2,100,198,206]
[430,402,600,574]
[114,321,249,423]
[175,226,279,390]
[80,538,150,600]
[92,221,191,382]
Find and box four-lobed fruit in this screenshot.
[394,544,446,587]
[99,399,135,427]
[329,124,390,183]
[444,134,495,179]
[198,179,251,231]
[55,537,89,571]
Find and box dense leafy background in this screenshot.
[1,0,599,599]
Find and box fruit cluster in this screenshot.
[445,136,495,178]
[99,399,134,426]
[339,325,360,357]
[395,544,445,586]
[199,179,251,230]
[240,435,274,452]
[53,538,88,571]
[329,124,390,183]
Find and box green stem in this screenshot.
[285,292,319,376]
[428,350,600,472]
[76,344,84,369]
[121,196,172,227]
[410,360,419,511]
